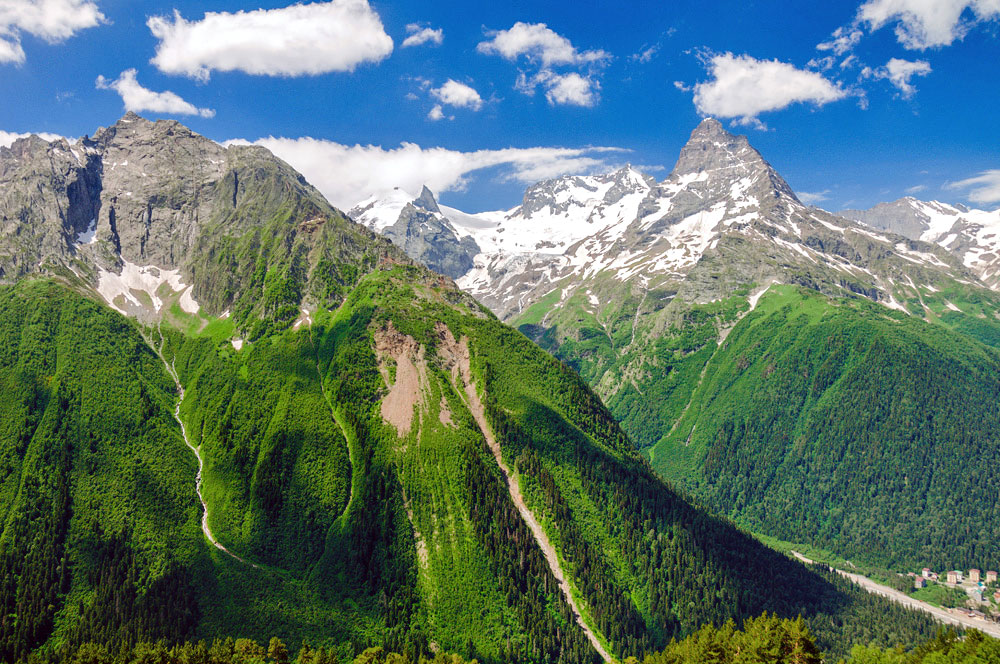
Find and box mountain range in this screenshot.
[0,113,941,663]
[351,118,1000,573]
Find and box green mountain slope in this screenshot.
[632,284,1000,571]
[0,116,941,663]
[0,275,937,663]
[483,123,1000,575]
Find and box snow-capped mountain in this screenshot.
[350,118,979,322]
[841,197,1000,289]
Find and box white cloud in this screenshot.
[905,184,928,194]
[692,53,848,128]
[807,55,836,71]
[0,0,104,64]
[476,22,609,66]
[147,0,392,81]
[0,36,21,62]
[229,136,625,209]
[797,190,831,205]
[427,105,450,121]
[858,0,1000,49]
[631,44,659,63]
[870,57,932,97]
[0,130,66,148]
[516,70,600,107]
[402,23,442,48]
[946,170,1000,205]
[478,22,609,108]
[96,69,215,118]
[431,79,483,110]
[540,71,598,107]
[817,27,864,55]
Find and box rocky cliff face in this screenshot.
[0,134,102,280]
[0,113,400,336]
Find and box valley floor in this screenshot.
[790,551,1000,638]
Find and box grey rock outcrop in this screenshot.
[381,189,480,280]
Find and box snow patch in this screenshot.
[179,286,200,314]
[747,282,775,311]
[74,219,97,245]
[96,260,200,316]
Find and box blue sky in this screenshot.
[1,0,998,213]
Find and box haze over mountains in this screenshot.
[840,197,1000,290]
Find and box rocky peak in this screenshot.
[663,117,798,206]
[413,185,441,213]
[673,118,759,176]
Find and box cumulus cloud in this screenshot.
[402,23,442,48]
[229,136,625,209]
[478,21,608,107]
[869,57,932,97]
[858,0,1000,49]
[147,0,392,81]
[797,190,832,205]
[819,0,1000,56]
[476,21,609,66]
[692,53,848,128]
[0,0,104,64]
[96,69,215,118]
[427,105,448,121]
[0,130,66,148]
[946,170,1000,206]
[431,79,483,110]
[515,69,601,107]
[537,71,598,107]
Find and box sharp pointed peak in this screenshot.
[686,117,748,146]
[413,185,441,213]
[694,116,725,131]
[664,118,799,203]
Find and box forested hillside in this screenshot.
[645,284,1000,571]
[33,616,996,664]
[0,274,938,663]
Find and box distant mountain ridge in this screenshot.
[352,119,986,324]
[841,196,1000,289]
